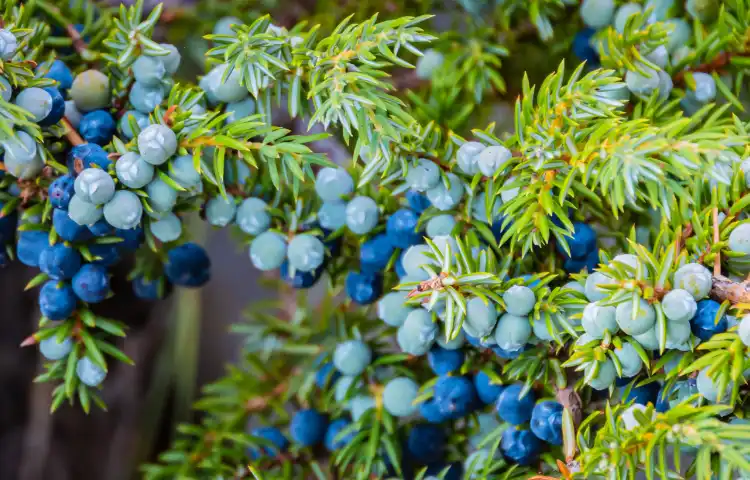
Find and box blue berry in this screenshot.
[39,281,77,320]
[225,97,256,123]
[419,399,448,423]
[39,335,73,361]
[530,401,563,445]
[249,231,287,271]
[68,195,103,226]
[165,242,211,287]
[456,141,484,175]
[493,313,531,352]
[103,191,143,230]
[318,201,347,231]
[44,60,74,91]
[72,264,109,303]
[314,361,341,389]
[415,49,445,79]
[132,276,169,300]
[53,208,92,242]
[501,428,542,466]
[580,0,615,28]
[149,213,182,243]
[39,243,81,280]
[687,72,716,104]
[397,309,438,355]
[17,230,50,267]
[249,427,288,459]
[115,152,154,189]
[426,173,463,211]
[615,298,656,336]
[2,130,43,179]
[324,418,354,452]
[287,234,325,272]
[503,285,536,316]
[333,340,372,376]
[383,376,419,417]
[345,196,379,235]
[76,356,107,387]
[116,226,144,251]
[315,167,354,202]
[427,346,465,375]
[360,233,394,273]
[433,375,478,419]
[14,87,63,125]
[67,143,111,175]
[74,168,115,205]
[236,198,271,235]
[128,81,165,113]
[573,28,599,65]
[145,179,177,213]
[0,28,16,60]
[377,291,413,327]
[290,409,328,447]
[557,222,596,259]
[132,55,167,87]
[407,159,441,192]
[495,383,536,425]
[70,70,110,112]
[211,63,248,103]
[386,208,421,248]
[625,67,661,98]
[345,271,382,304]
[48,175,76,209]
[205,195,237,227]
[407,424,445,463]
[348,394,376,421]
[89,243,121,267]
[79,110,116,145]
[691,299,727,341]
[64,100,82,128]
[280,261,323,289]
[138,124,178,166]
[624,381,660,406]
[406,189,431,213]
[474,371,505,405]
[158,44,181,74]
[118,110,150,140]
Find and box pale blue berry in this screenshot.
[249,231,287,271]
[205,195,237,227]
[39,335,73,361]
[426,173,463,211]
[318,201,347,231]
[383,377,419,417]
[333,340,372,376]
[315,167,354,202]
[345,196,379,235]
[287,234,325,272]
[236,198,271,235]
[68,194,103,226]
[138,124,177,166]
[116,152,154,189]
[149,213,182,243]
[103,191,143,230]
[74,168,115,205]
[76,356,107,387]
[456,142,484,175]
[146,178,178,213]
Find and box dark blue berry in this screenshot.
[324,418,355,451]
[419,399,448,423]
[433,375,478,419]
[79,110,116,145]
[38,87,66,127]
[0,250,9,268]
[116,227,144,251]
[495,383,536,425]
[530,401,564,445]
[248,426,288,459]
[345,271,382,304]
[425,462,463,480]
[165,242,211,287]
[474,371,505,405]
[315,361,341,389]
[132,276,167,300]
[48,175,76,209]
[280,261,323,289]
[360,233,394,274]
[691,299,727,341]
[624,381,661,406]
[407,424,445,463]
[492,344,526,359]
[43,60,74,91]
[427,346,465,375]
[88,218,116,237]
[67,143,112,176]
[290,409,328,447]
[39,281,77,320]
[386,208,422,248]
[89,243,121,267]
[406,189,431,213]
[39,243,82,280]
[16,230,50,267]
[557,222,596,260]
[53,208,92,242]
[573,28,600,66]
[72,264,109,303]
[501,427,542,466]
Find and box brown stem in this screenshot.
[244,381,287,412]
[61,117,84,146]
[673,51,733,85]
[711,275,750,304]
[65,23,87,55]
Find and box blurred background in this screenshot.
[0,0,572,477]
